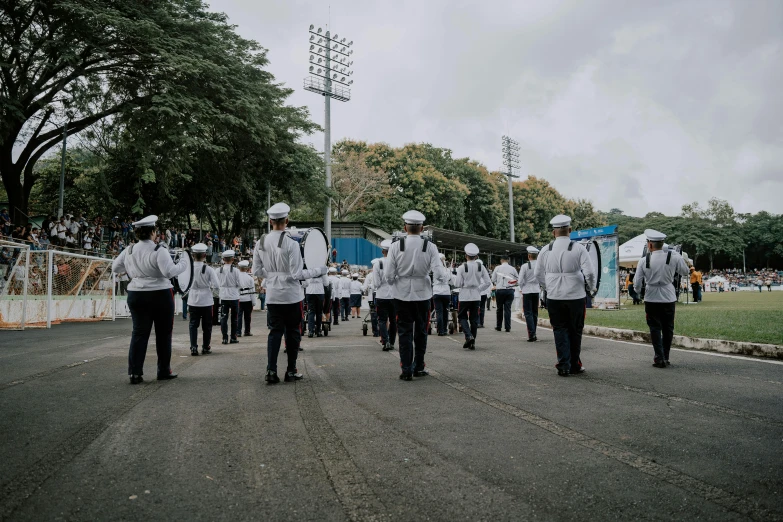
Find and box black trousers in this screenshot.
[221,299,239,340]
[376,298,397,345]
[127,289,174,377]
[331,299,340,324]
[395,299,429,374]
[628,283,640,304]
[307,293,324,333]
[458,300,479,341]
[433,294,450,334]
[547,298,585,372]
[237,300,253,334]
[495,289,514,330]
[645,301,676,363]
[340,297,350,319]
[188,305,213,349]
[267,302,303,373]
[479,295,487,325]
[522,293,540,338]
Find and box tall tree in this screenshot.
[330,150,389,221]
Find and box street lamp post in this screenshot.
[501,135,520,242]
[304,24,355,246]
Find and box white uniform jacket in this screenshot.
[188,261,220,307]
[453,260,491,302]
[491,262,519,290]
[328,275,341,300]
[238,272,257,305]
[372,258,394,300]
[111,240,186,291]
[349,279,363,295]
[306,273,329,295]
[518,260,540,295]
[251,231,327,305]
[384,235,441,302]
[338,277,351,299]
[431,263,453,296]
[633,250,689,303]
[534,237,595,300]
[217,264,242,301]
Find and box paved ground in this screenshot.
[1,309,782,521]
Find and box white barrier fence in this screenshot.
[0,241,116,329]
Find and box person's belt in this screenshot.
[265,272,289,277]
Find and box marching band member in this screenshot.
[306,267,329,338]
[188,242,220,355]
[328,267,340,325]
[237,260,257,337]
[518,246,541,342]
[362,267,379,337]
[534,215,596,377]
[453,243,492,350]
[491,255,519,332]
[384,210,441,380]
[349,272,363,319]
[218,250,241,345]
[374,241,397,350]
[633,229,690,368]
[339,269,351,321]
[111,215,187,384]
[432,253,452,337]
[252,203,328,384]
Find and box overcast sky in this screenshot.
[208,0,782,217]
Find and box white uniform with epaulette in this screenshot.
[374,241,398,349]
[518,245,541,341]
[453,243,491,347]
[491,259,519,331]
[384,211,441,378]
[305,271,329,337]
[533,215,596,376]
[252,202,327,382]
[633,229,690,367]
[217,250,241,343]
[327,267,341,325]
[237,260,257,337]
[432,253,453,336]
[187,242,220,355]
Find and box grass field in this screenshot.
[537,291,783,346]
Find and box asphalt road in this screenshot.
[1,309,781,521]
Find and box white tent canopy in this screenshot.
[619,233,646,268]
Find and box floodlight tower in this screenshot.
[304,24,355,246]
[502,135,521,242]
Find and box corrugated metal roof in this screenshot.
[425,226,528,259]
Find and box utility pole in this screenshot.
[501,135,520,242]
[58,122,68,219]
[304,24,355,246]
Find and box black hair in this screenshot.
[137,226,156,240]
[650,240,664,249]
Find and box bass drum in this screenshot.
[289,227,329,270]
[582,239,602,296]
[172,249,194,295]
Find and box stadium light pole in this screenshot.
[304,24,355,246]
[502,135,520,242]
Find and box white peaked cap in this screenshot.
[132,215,158,228]
[550,214,571,228]
[238,260,249,267]
[465,243,480,256]
[527,246,540,254]
[644,229,667,241]
[439,253,445,259]
[380,239,392,250]
[192,243,208,253]
[329,267,338,273]
[341,269,348,275]
[352,273,359,278]
[221,250,235,258]
[267,202,290,219]
[402,210,426,225]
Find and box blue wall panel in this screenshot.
[331,238,382,267]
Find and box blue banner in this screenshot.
[570,225,619,240]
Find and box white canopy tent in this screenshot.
[619,233,646,268]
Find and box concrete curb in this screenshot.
[533,317,783,360]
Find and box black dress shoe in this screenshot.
[190,348,199,356]
[570,367,585,375]
[652,362,667,368]
[477,324,484,328]
[413,369,429,377]
[284,371,303,382]
[665,360,671,366]
[469,339,476,350]
[157,373,178,380]
[266,370,280,384]
[308,332,314,338]
[316,332,322,337]
[237,332,242,338]
[129,375,143,384]
[495,327,502,331]
[557,369,569,377]
[298,347,304,351]
[245,332,252,336]
[463,337,473,348]
[222,338,228,345]
[399,372,413,381]
[229,338,239,344]
[505,329,511,332]
[382,343,390,351]
[202,346,211,354]
[527,336,537,342]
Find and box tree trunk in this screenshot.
[2,167,28,225]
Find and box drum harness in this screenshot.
[545,240,598,297]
